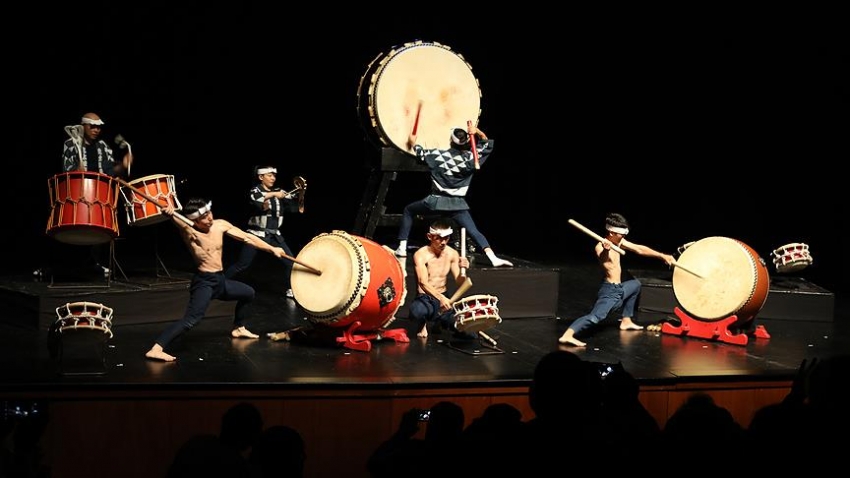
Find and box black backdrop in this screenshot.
[6,6,847,293]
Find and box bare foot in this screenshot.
[619,318,644,331]
[416,324,428,338]
[145,344,176,362]
[558,331,586,347]
[231,326,260,339]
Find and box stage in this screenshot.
[1,250,847,478]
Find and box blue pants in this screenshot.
[408,294,457,331]
[397,200,491,250]
[154,271,255,348]
[568,279,641,336]
[224,233,294,288]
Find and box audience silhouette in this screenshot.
[248,424,307,478]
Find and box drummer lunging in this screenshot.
[145,198,288,362]
[559,213,675,347]
[409,219,473,339]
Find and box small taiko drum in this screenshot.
[290,231,407,331]
[771,242,813,273]
[357,40,482,151]
[121,174,183,226]
[46,171,120,245]
[453,294,501,333]
[53,301,114,339]
[672,236,770,328]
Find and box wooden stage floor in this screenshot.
[1,250,847,477]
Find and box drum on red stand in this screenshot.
[290,231,407,331]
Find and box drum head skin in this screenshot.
[673,237,769,323]
[290,233,365,320]
[358,41,481,152]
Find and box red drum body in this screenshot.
[771,242,813,273]
[46,172,120,245]
[672,236,770,328]
[453,294,501,333]
[53,301,114,339]
[357,40,482,152]
[121,174,183,227]
[291,231,407,331]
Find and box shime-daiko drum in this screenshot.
[672,236,770,329]
[453,294,501,334]
[121,174,183,227]
[290,231,407,331]
[356,40,482,151]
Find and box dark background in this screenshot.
[6,6,847,293]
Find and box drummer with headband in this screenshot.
[558,212,675,347]
[145,198,289,362]
[408,218,474,340]
[395,125,513,268]
[224,165,300,299]
[62,112,133,177]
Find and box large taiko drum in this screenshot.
[46,171,120,245]
[120,174,183,227]
[672,236,770,328]
[357,40,482,152]
[290,231,407,331]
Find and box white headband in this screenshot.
[450,128,469,145]
[81,117,105,126]
[185,201,212,220]
[429,226,453,237]
[606,225,629,235]
[257,167,277,175]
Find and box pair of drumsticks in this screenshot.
[412,101,480,170]
[567,218,704,279]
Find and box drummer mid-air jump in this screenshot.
[559,213,677,347]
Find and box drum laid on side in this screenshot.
[121,174,183,227]
[290,231,407,331]
[46,171,120,245]
[453,294,501,333]
[672,236,770,328]
[357,40,481,152]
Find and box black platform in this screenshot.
[632,268,835,322]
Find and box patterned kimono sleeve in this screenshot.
[62,140,78,172]
[475,139,495,166]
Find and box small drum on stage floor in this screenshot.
[771,242,813,273]
[453,294,501,334]
[49,301,114,375]
[290,230,407,331]
[46,171,120,245]
[53,301,115,338]
[357,40,482,152]
[121,174,183,227]
[672,236,770,328]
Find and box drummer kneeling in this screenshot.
[408,220,475,340]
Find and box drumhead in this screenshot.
[357,41,481,152]
[673,237,765,321]
[290,232,368,321]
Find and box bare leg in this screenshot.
[558,329,586,347]
[619,317,644,331]
[417,323,428,338]
[145,343,176,362]
[231,326,260,339]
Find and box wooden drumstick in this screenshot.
[412,100,423,135]
[670,260,705,279]
[460,227,468,277]
[468,120,480,170]
[568,219,626,255]
[449,276,473,304]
